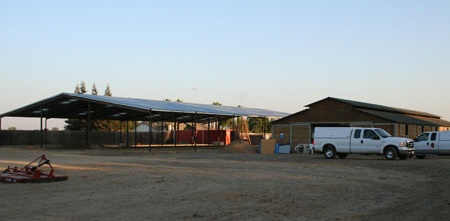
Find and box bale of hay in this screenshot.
[222,140,257,154]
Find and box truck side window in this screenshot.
[416,133,429,142]
[363,130,379,139]
[430,133,437,141]
[354,129,361,138]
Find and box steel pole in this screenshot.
[134,120,137,148]
[161,113,164,148]
[174,113,177,148]
[40,106,43,148]
[148,109,152,152]
[263,117,266,139]
[45,118,48,147]
[194,112,197,151]
[119,121,122,146]
[217,117,220,146]
[87,102,91,148]
[0,117,2,147]
[208,118,210,146]
[126,116,129,148]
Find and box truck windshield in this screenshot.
[374,129,392,138]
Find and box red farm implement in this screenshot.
[1,155,68,183]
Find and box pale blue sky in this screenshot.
[1,0,450,130]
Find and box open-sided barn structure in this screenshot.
[272,97,450,150]
[0,93,289,150]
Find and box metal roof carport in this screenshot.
[0,93,289,151]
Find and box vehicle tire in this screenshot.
[323,146,336,159]
[398,154,408,160]
[416,155,426,159]
[337,153,348,159]
[384,147,398,160]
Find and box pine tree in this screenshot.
[74,84,81,94]
[80,80,88,94]
[92,83,98,95]
[104,84,112,96]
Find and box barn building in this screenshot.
[272,97,450,150]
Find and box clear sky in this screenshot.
[1,0,450,130]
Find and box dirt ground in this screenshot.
[1,147,450,221]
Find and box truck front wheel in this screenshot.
[323,146,336,159]
[384,147,398,160]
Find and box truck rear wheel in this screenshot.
[384,147,398,160]
[323,146,336,159]
[337,153,348,159]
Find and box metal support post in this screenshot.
[134,120,137,147]
[194,112,197,151]
[217,117,220,146]
[86,102,91,148]
[0,117,2,147]
[119,121,122,146]
[232,115,235,131]
[262,117,266,139]
[40,106,43,148]
[207,118,210,146]
[191,114,194,147]
[45,118,48,147]
[174,113,177,148]
[177,121,180,146]
[148,109,152,152]
[161,113,164,147]
[126,117,129,148]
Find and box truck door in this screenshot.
[429,132,439,155]
[415,133,430,154]
[350,129,362,153]
[360,129,382,153]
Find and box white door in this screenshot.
[360,129,383,153]
[415,133,430,154]
[350,129,363,153]
[428,132,439,154]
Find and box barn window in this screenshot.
[405,125,409,136]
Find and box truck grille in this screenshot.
[406,141,414,148]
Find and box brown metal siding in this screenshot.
[272,124,290,144]
[290,125,310,151]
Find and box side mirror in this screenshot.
[414,138,418,142]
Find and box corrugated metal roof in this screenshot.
[1,93,289,118]
[411,115,450,127]
[308,97,441,118]
[355,109,444,126]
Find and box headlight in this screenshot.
[399,142,405,147]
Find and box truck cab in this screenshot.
[313,127,415,160]
[414,131,450,158]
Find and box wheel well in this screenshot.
[323,144,336,150]
[383,145,398,154]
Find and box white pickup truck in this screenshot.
[414,131,450,158]
[313,127,415,160]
